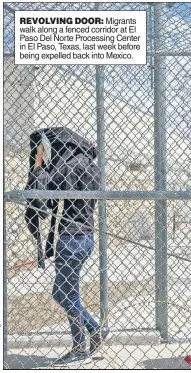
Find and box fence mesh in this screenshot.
[4,2,191,370]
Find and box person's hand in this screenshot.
[34,143,44,169]
[90,140,97,148]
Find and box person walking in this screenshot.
[34,141,110,366]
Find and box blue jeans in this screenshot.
[52,233,99,349]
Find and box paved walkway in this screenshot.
[6,343,191,369]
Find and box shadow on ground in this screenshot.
[5,354,105,369]
[5,354,56,369]
[141,356,191,370]
[6,353,191,370]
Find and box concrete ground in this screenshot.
[8,240,191,340]
[7,233,191,370]
[6,343,191,369]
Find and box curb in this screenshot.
[8,331,161,349]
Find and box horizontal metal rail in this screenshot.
[4,189,191,201]
[149,51,191,56]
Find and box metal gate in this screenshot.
[4,2,191,369]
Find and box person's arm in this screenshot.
[34,143,44,169]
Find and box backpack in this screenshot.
[25,127,100,268]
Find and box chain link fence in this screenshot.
[4,2,191,370]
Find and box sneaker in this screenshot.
[54,349,92,366]
[90,327,110,355]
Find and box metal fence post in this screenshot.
[96,64,108,325]
[3,202,7,366]
[154,3,168,341]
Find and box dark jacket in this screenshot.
[25,127,100,267]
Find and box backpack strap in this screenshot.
[37,231,45,269]
[45,199,59,258]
